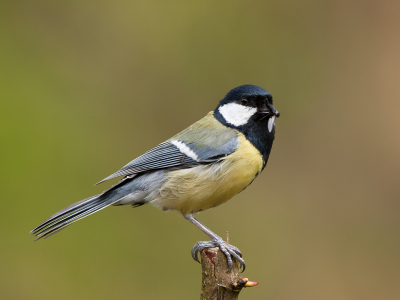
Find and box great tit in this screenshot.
[31,84,279,271]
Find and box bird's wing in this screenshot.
[96,112,238,185]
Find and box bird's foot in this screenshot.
[191,237,245,272]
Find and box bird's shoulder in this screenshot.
[168,111,238,151]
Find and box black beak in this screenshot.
[271,106,280,118]
[264,103,280,118]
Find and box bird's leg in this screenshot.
[183,214,245,272]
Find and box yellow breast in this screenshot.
[154,132,263,215]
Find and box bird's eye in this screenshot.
[241,98,248,105]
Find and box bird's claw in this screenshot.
[191,237,246,272]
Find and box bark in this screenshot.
[199,247,252,300]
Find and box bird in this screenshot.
[31,84,279,271]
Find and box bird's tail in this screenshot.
[30,178,135,240]
[30,194,118,240]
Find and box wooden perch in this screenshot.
[199,247,258,300]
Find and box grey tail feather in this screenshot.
[30,194,119,240]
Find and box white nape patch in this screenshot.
[171,140,199,161]
[218,103,257,126]
[268,116,275,132]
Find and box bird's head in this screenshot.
[214,85,279,131]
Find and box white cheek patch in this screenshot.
[218,103,257,126]
[171,140,199,161]
[268,116,275,132]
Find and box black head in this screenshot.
[214,85,279,129]
[214,85,280,166]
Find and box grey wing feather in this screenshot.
[96,142,198,184]
[184,136,237,161]
[96,136,238,185]
[96,113,240,185]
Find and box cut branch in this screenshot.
[199,247,258,300]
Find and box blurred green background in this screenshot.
[1,1,399,299]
